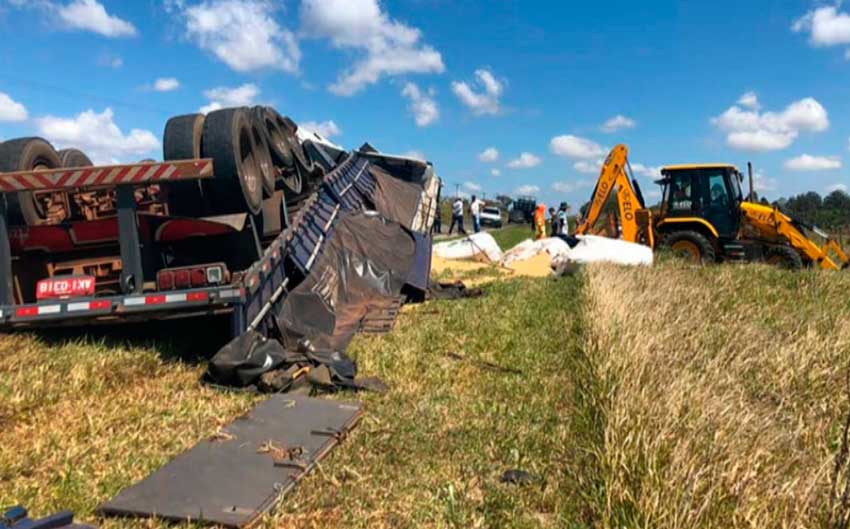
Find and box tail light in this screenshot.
[157,263,230,291]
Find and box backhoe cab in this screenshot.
[576,144,849,269]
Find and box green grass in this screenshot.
[0,274,591,529]
[4,257,850,529]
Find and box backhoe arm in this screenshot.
[575,144,648,243]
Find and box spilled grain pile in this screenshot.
[583,261,850,528]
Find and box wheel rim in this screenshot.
[671,240,702,262]
[238,128,262,210]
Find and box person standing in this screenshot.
[470,195,483,233]
[557,202,569,235]
[534,204,547,240]
[449,196,467,235]
[548,207,558,237]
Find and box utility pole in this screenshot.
[455,182,460,198]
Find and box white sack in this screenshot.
[501,238,572,266]
[554,235,653,266]
[434,232,503,262]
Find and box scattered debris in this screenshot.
[1,506,95,529]
[428,281,485,300]
[98,395,363,528]
[499,469,542,486]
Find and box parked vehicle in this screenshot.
[479,206,503,228]
[509,196,536,223]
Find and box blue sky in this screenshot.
[0,0,849,207]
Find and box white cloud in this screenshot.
[463,181,482,193]
[737,91,760,110]
[600,114,636,133]
[199,83,259,113]
[182,0,299,73]
[827,183,848,193]
[753,169,777,192]
[451,69,504,116]
[400,82,438,127]
[56,0,137,37]
[507,152,541,169]
[550,134,607,159]
[301,0,444,96]
[478,147,499,163]
[631,163,662,179]
[784,154,842,171]
[515,184,540,196]
[490,168,501,176]
[36,108,159,165]
[154,77,180,92]
[793,6,850,46]
[573,159,602,174]
[299,120,341,139]
[96,53,123,69]
[0,92,28,122]
[711,95,829,152]
[552,180,592,193]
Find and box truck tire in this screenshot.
[0,137,62,226]
[202,107,264,215]
[244,107,276,197]
[252,106,302,195]
[765,246,803,270]
[58,148,92,168]
[164,114,206,217]
[662,230,716,264]
[164,114,205,160]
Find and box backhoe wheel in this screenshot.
[662,230,716,265]
[764,246,803,270]
[58,148,92,168]
[0,137,62,226]
[164,114,207,217]
[202,107,264,215]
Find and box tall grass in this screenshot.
[583,261,850,528]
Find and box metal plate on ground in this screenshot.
[98,395,363,528]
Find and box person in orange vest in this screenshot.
[534,203,547,240]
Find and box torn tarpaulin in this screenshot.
[275,210,422,352]
[207,331,387,393]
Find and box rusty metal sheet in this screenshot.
[98,395,362,528]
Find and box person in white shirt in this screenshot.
[470,195,484,233]
[449,197,467,235]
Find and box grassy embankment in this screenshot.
[2,224,850,528]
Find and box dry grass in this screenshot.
[582,261,850,528]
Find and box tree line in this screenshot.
[771,189,850,230]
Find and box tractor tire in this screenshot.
[58,148,92,168]
[0,137,62,226]
[662,230,716,265]
[252,106,302,195]
[164,114,206,217]
[764,246,803,270]
[202,107,264,215]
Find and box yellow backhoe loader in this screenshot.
[575,144,849,269]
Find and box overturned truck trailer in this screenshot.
[0,106,440,344]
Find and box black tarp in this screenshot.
[369,164,424,229]
[275,211,418,351]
